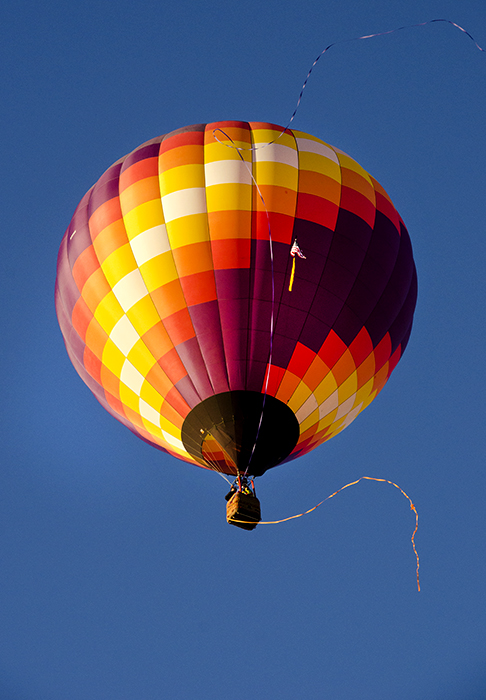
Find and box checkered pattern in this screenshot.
[56,121,416,473]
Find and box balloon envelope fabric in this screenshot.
[55,121,417,477]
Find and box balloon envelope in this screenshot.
[55,121,417,477]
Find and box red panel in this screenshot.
[349,327,373,367]
[163,307,195,346]
[180,270,217,307]
[295,192,339,228]
[211,237,251,269]
[83,346,102,384]
[72,296,92,341]
[339,186,376,227]
[72,245,100,291]
[287,342,316,379]
[373,333,392,372]
[317,330,347,368]
[119,156,159,192]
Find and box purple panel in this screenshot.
[251,240,287,300]
[365,229,415,346]
[174,375,205,409]
[298,315,332,354]
[328,228,369,277]
[214,270,250,391]
[247,329,272,363]
[218,297,249,330]
[175,337,215,401]
[64,324,87,372]
[122,140,163,168]
[281,277,318,312]
[188,301,229,394]
[291,219,334,260]
[214,268,250,300]
[88,178,121,217]
[388,268,417,353]
[319,259,357,302]
[398,319,414,356]
[66,190,93,266]
[343,277,382,325]
[332,303,366,346]
[274,304,307,341]
[56,235,80,318]
[333,209,373,251]
[363,211,400,277]
[271,332,299,369]
[309,286,344,327]
[245,359,267,393]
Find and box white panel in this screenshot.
[162,187,207,222]
[254,143,298,168]
[335,394,356,420]
[295,136,340,163]
[295,393,319,423]
[130,224,170,266]
[139,398,162,427]
[342,403,363,428]
[204,159,252,186]
[162,430,186,450]
[318,390,339,419]
[109,315,139,356]
[120,360,144,395]
[112,269,148,312]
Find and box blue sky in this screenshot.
[2,1,486,698]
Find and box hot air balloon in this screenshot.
[55,121,416,528]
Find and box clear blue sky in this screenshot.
[2,1,486,698]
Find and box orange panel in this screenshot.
[151,279,187,319]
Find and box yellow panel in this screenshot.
[160,164,205,195]
[254,161,298,189]
[288,381,312,413]
[141,417,164,436]
[139,251,178,292]
[167,213,209,248]
[338,372,358,403]
[314,371,338,404]
[127,339,157,379]
[337,153,372,183]
[126,294,161,336]
[316,409,338,431]
[299,407,320,434]
[205,183,252,212]
[251,128,295,149]
[101,243,137,287]
[140,380,163,412]
[293,130,332,146]
[120,176,161,214]
[297,151,341,180]
[93,291,124,335]
[102,338,126,378]
[204,140,252,163]
[355,378,374,406]
[159,418,182,440]
[119,383,140,413]
[123,199,165,240]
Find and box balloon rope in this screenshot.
[282,19,484,136]
[242,476,420,591]
[214,18,484,156]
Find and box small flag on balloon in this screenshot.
[290,240,306,259]
[289,239,306,291]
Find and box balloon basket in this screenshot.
[226,492,261,531]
